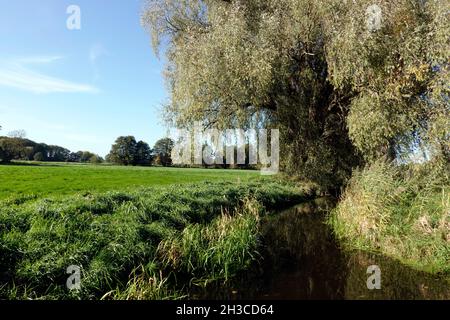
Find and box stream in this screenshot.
[196,198,450,300]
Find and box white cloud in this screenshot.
[0,56,98,94]
[16,56,63,64]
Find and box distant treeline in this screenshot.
[0,130,257,170]
[106,135,257,170]
[0,136,103,164]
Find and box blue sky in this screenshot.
[0,0,168,157]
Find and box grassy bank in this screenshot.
[329,160,449,277]
[0,180,307,299]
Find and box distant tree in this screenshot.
[33,152,45,162]
[105,153,112,163]
[32,143,48,161]
[68,151,82,162]
[107,137,154,166]
[107,136,138,165]
[24,146,35,161]
[135,141,153,165]
[152,138,174,167]
[80,151,94,163]
[45,145,71,162]
[153,154,163,166]
[67,151,102,163]
[0,137,26,163]
[0,145,4,163]
[89,154,103,164]
[0,126,3,162]
[2,130,29,161]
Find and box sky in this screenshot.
[0,0,168,157]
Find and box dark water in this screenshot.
[196,198,450,300]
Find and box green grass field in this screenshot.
[0,162,261,199]
[0,162,307,299]
[0,177,306,299]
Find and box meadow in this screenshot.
[0,163,308,299]
[0,162,261,199]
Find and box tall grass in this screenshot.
[0,181,306,299]
[158,198,262,285]
[329,160,450,275]
[101,266,183,300]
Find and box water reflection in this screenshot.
[196,198,450,300]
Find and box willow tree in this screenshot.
[142,0,449,188]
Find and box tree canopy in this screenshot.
[142,0,449,188]
[107,136,153,166]
[153,137,174,166]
